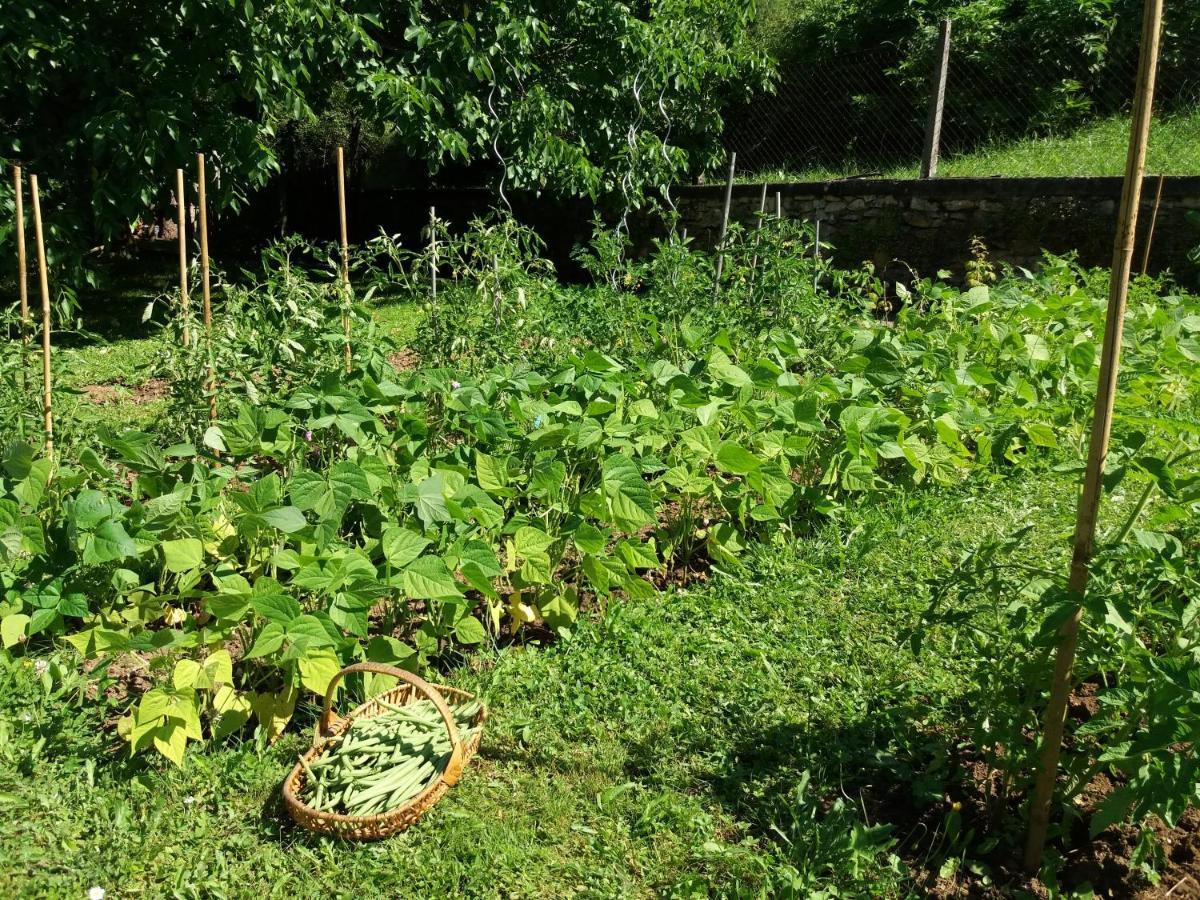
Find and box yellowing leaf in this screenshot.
[211,685,252,741]
[298,649,341,697]
[507,592,539,627]
[172,649,233,690]
[249,684,298,743]
[1,613,30,649]
[152,720,188,766]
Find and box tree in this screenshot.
[0,0,771,278]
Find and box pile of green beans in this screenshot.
[299,697,483,817]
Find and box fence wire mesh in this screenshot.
[725,31,1200,179]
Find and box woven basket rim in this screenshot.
[282,680,486,836]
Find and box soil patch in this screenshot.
[876,743,1200,898]
[81,377,170,405]
[389,348,420,372]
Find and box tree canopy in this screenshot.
[0,0,770,270]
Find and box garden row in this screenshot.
[1,217,1198,860]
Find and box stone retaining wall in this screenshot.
[672,177,1200,282]
[261,176,1200,283]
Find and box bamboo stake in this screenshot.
[197,153,216,423]
[749,183,769,281]
[175,168,190,348]
[813,219,822,292]
[713,152,736,298]
[1023,0,1163,873]
[429,205,438,302]
[336,146,351,373]
[13,166,29,402]
[1141,173,1166,276]
[29,175,53,459]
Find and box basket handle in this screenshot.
[316,662,466,787]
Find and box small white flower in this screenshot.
[88,888,106,900]
[451,380,461,390]
[34,659,49,677]
[20,713,31,723]
[184,796,196,805]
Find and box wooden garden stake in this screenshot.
[29,175,53,458]
[337,146,351,373]
[749,183,769,287]
[175,168,190,348]
[429,206,438,302]
[197,153,216,423]
[1141,173,1166,276]
[920,19,953,179]
[713,152,736,297]
[13,166,30,398]
[813,219,822,292]
[1023,0,1163,873]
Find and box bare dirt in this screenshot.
[877,720,1200,899]
[388,348,420,372]
[80,377,169,405]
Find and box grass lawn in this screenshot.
[0,460,1106,897]
[29,291,427,443]
[741,108,1200,183]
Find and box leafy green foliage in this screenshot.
[0,0,770,271]
[1,212,1198,893]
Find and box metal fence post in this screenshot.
[921,19,953,179]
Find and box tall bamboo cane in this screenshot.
[1140,173,1166,276]
[1023,0,1163,873]
[13,166,29,404]
[336,146,351,373]
[197,153,215,423]
[175,168,190,348]
[28,175,53,459]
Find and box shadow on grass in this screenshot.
[638,701,1004,888]
[60,245,177,347]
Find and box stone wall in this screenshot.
[671,176,1200,282]
[258,176,1200,284]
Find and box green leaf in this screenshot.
[475,451,511,495]
[243,622,286,660]
[13,458,52,507]
[709,349,753,388]
[402,555,462,600]
[161,538,204,573]
[84,520,137,565]
[716,441,761,475]
[453,615,486,645]
[152,719,189,767]
[366,635,416,668]
[381,526,431,568]
[601,453,655,532]
[1023,423,1058,449]
[259,506,307,533]
[411,473,451,529]
[251,594,301,624]
[574,522,607,555]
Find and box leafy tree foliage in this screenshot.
[0,0,770,271]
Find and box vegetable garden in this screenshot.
[3,0,1200,895]
[2,196,1199,893]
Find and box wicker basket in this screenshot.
[282,662,487,840]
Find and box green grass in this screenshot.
[741,108,1200,182]
[0,461,1115,897]
[28,290,426,444]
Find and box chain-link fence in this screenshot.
[725,30,1200,180]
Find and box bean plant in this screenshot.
[0,216,1196,846]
